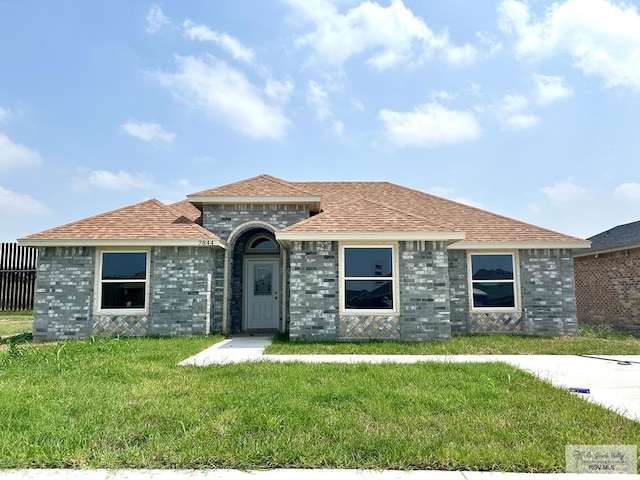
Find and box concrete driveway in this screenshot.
[179,337,640,422]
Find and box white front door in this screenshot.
[245,258,280,330]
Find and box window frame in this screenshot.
[95,249,150,315]
[467,251,520,312]
[246,233,280,253]
[339,243,398,314]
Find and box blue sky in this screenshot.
[2,0,640,243]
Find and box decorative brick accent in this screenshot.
[574,247,640,335]
[470,312,523,333]
[92,316,148,336]
[340,315,400,339]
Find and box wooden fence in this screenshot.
[0,243,38,311]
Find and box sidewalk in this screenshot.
[1,469,638,479]
[179,337,640,423]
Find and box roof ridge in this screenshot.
[280,194,445,233]
[189,173,315,197]
[347,188,449,230]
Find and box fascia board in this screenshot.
[18,239,228,249]
[276,232,466,241]
[448,241,591,250]
[187,195,322,204]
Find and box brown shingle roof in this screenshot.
[20,199,220,243]
[168,199,203,224]
[288,181,586,244]
[20,175,588,247]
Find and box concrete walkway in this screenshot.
[179,337,640,422]
[1,468,639,479]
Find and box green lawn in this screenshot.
[0,311,33,338]
[265,329,640,355]
[1,336,639,472]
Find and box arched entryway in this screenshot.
[228,225,281,333]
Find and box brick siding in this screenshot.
[574,247,640,335]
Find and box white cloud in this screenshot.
[332,120,345,137]
[121,120,175,144]
[0,186,48,216]
[287,0,477,69]
[496,93,539,130]
[379,101,481,148]
[264,78,294,103]
[183,20,255,64]
[154,55,290,140]
[540,180,588,203]
[499,0,640,90]
[307,80,331,120]
[145,5,170,34]
[444,44,478,66]
[75,170,156,192]
[0,134,42,171]
[613,182,640,201]
[533,74,573,106]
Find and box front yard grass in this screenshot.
[265,330,640,355]
[0,311,33,338]
[1,336,639,472]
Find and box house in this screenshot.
[573,220,640,336]
[18,174,589,342]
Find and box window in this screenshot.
[469,253,517,309]
[99,251,148,311]
[247,234,279,252]
[342,246,395,311]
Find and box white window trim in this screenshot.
[467,251,520,312]
[339,243,399,315]
[95,249,150,315]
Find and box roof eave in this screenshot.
[573,242,640,257]
[448,241,591,250]
[276,232,466,242]
[187,195,322,205]
[18,238,228,249]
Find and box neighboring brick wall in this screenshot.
[148,246,217,336]
[398,241,451,341]
[32,247,95,341]
[575,248,640,335]
[520,249,577,336]
[448,250,469,334]
[202,204,309,240]
[289,241,339,340]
